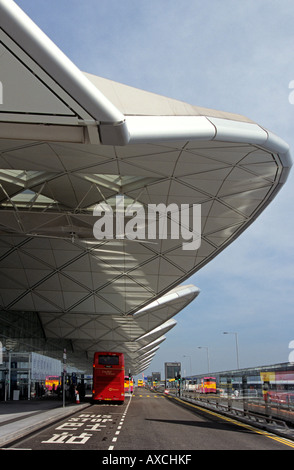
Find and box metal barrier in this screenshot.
[177,391,294,430]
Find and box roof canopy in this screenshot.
[0,0,291,374]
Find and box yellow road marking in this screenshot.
[171,396,294,449]
[134,394,163,398]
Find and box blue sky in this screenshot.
[14,0,294,378]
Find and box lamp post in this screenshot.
[223,331,240,369]
[197,347,210,373]
[183,355,192,376]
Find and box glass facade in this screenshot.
[165,362,181,384]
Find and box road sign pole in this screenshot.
[63,348,66,407]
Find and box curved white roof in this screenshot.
[0,0,291,374]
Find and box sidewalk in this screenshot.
[0,399,90,447]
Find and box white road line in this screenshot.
[107,395,132,450]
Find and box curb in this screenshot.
[0,402,91,448]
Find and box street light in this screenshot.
[223,331,240,369]
[183,355,192,376]
[197,346,210,373]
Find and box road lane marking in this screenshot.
[134,394,163,398]
[107,393,132,450]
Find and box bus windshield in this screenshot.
[98,355,119,366]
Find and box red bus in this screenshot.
[92,352,125,403]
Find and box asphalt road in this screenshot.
[9,388,294,451]
[114,389,294,451]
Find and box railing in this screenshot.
[168,389,294,430]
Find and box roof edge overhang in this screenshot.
[0,0,129,143]
[122,115,291,167]
[0,1,292,166]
